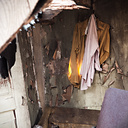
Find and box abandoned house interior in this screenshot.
[0,0,128,128]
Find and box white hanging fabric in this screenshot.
[80,14,102,90]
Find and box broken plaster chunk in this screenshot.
[53,41,61,60]
[115,60,123,74]
[50,76,56,87]
[62,95,67,102]
[102,63,109,73]
[46,61,55,74]
[102,72,111,85]
[102,66,115,85]
[62,84,73,102]
[110,67,115,72]
[108,80,115,87]
[45,43,50,55]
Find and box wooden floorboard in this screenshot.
[49,107,100,126]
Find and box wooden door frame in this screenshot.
[11,42,31,128]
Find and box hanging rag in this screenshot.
[80,14,102,90]
[0,38,17,79]
[68,16,110,88]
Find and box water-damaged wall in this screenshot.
[18,1,128,124]
[95,0,128,91]
[39,9,97,109]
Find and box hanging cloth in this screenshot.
[68,20,88,88]
[68,15,110,88]
[80,14,102,90]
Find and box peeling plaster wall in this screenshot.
[51,0,128,110]
[40,9,94,108]
[41,9,108,110]
[18,0,128,119]
[43,0,128,110]
[95,0,128,91]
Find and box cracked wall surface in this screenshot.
[18,0,128,117]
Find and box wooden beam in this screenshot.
[32,23,45,111]
[49,107,100,126]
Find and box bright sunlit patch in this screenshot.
[68,62,72,78]
[68,61,82,78]
[78,63,82,76]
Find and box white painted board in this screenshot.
[0,0,38,49]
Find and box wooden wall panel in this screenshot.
[0,0,39,51]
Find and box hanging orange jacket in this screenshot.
[68,18,110,88]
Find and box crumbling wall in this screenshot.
[18,0,128,121]
[40,9,107,110]
[95,0,128,90]
[41,0,128,110]
[40,9,94,108]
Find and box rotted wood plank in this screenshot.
[32,23,45,111]
[49,107,100,126]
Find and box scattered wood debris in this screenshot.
[102,63,109,73]
[102,60,128,87]
[53,41,61,60]
[46,61,55,74]
[62,84,73,102]
[115,61,123,74]
[102,66,115,85]
[108,80,115,87]
[45,43,50,55]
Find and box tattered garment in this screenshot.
[68,16,110,88]
[80,14,102,90]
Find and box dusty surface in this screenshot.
[18,0,128,125]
